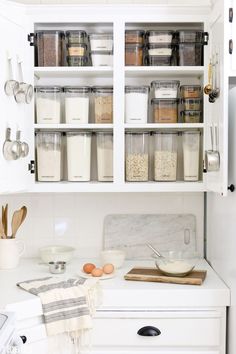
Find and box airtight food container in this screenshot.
[91,51,113,66]
[89,33,113,51]
[35,86,62,124]
[67,43,87,56]
[96,132,113,182]
[176,30,203,43]
[67,55,88,66]
[125,86,149,124]
[125,44,144,66]
[151,98,178,123]
[93,86,113,123]
[125,30,145,44]
[181,110,201,123]
[36,30,64,67]
[180,85,202,99]
[182,98,202,110]
[146,30,174,44]
[64,86,91,124]
[147,44,172,56]
[151,80,180,99]
[178,43,203,66]
[147,55,171,66]
[65,30,87,44]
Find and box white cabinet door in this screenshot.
[0,1,34,194]
[205,0,229,195]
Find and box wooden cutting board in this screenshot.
[124,267,207,285]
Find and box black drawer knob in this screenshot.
[137,326,161,337]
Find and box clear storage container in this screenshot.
[147,55,171,66]
[178,43,203,66]
[147,44,172,56]
[154,132,178,181]
[151,80,180,99]
[91,51,113,66]
[151,98,178,123]
[146,30,174,44]
[67,43,87,56]
[125,86,149,124]
[182,98,201,110]
[181,110,201,123]
[125,44,144,66]
[125,30,145,44]
[36,132,62,182]
[182,131,200,181]
[35,86,62,124]
[89,33,113,51]
[176,30,203,43]
[125,132,149,182]
[66,30,87,44]
[36,31,64,67]
[64,86,91,124]
[180,85,202,99]
[96,132,113,182]
[93,86,113,123]
[67,55,88,66]
[66,132,91,181]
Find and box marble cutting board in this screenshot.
[103,214,196,259]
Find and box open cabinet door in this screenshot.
[0,0,34,194]
[205,0,229,196]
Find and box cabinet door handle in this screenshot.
[137,326,161,337]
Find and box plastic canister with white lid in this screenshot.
[125,86,149,124]
[64,86,91,124]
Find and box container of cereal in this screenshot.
[151,80,180,99]
[182,98,201,110]
[154,132,178,181]
[93,86,113,123]
[65,30,87,44]
[146,30,174,44]
[91,51,113,66]
[89,33,113,51]
[96,132,113,182]
[147,55,171,66]
[64,86,91,124]
[125,44,144,66]
[125,86,149,124]
[178,43,203,66]
[181,110,201,123]
[125,132,149,182]
[67,43,87,56]
[151,98,178,123]
[125,30,145,44]
[35,86,62,124]
[36,31,64,67]
[180,85,202,99]
[147,44,172,56]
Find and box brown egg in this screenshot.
[83,263,96,274]
[103,263,114,274]
[91,268,103,277]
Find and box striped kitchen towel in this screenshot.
[17,276,102,339]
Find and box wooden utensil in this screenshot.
[0,218,6,239]
[11,209,24,238]
[204,60,213,95]
[4,204,8,237]
[20,206,27,224]
[124,267,207,286]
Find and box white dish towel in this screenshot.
[17,276,102,341]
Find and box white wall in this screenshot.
[0,193,204,258]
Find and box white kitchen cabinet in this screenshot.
[0,0,232,194]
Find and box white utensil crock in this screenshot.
[0,239,25,269]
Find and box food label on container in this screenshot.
[68,47,85,56]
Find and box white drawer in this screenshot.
[91,311,221,348]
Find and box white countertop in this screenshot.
[0,258,230,320]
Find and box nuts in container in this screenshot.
[93,86,113,123]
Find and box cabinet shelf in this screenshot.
[124,123,204,130]
[34,124,113,131]
[34,66,113,79]
[125,66,204,78]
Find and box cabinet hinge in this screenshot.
[27,33,35,46]
[28,160,35,174]
[229,39,233,54]
[229,7,233,22]
[203,32,209,45]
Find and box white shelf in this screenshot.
[125,66,204,78]
[124,123,204,130]
[34,67,113,79]
[34,124,113,130]
[31,181,205,193]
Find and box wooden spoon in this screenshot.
[20,206,27,224]
[4,204,8,237]
[11,209,24,238]
[0,219,6,239]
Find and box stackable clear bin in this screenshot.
[176,30,203,43]
[125,44,144,66]
[151,98,178,123]
[64,86,91,124]
[125,132,149,182]
[182,98,202,110]
[65,30,87,45]
[89,33,113,51]
[154,132,178,181]
[36,31,64,67]
[67,56,88,66]
[182,131,200,181]
[96,132,113,182]
[146,30,174,44]
[36,132,62,182]
[125,86,149,124]
[180,85,202,99]
[147,44,172,56]
[181,110,201,123]
[125,30,145,44]
[93,86,113,123]
[35,86,62,124]
[178,43,203,66]
[151,80,180,99]
[91,51,113,66]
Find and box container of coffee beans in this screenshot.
[36,31,64,67]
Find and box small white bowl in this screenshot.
[100,249,125,269]
[39,245,75,264]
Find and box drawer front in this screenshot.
[91,316,220,348]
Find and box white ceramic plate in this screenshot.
[77,270,115,280]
